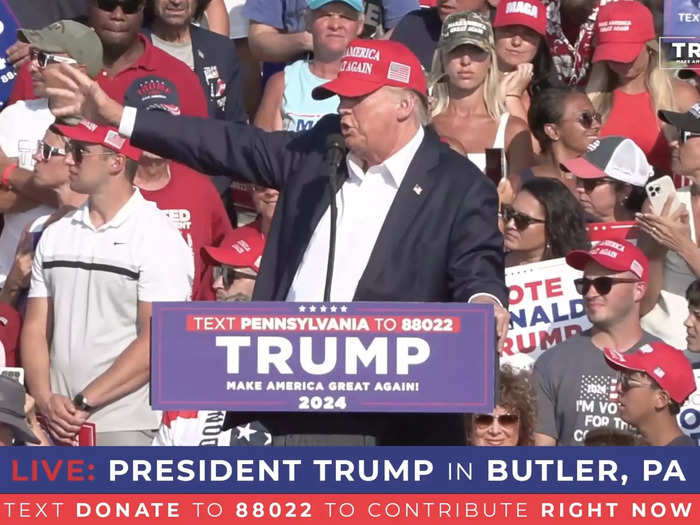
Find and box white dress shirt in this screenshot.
[286,127,425,302]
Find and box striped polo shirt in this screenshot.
[29,189,194,433]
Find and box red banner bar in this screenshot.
[1,494,697,524]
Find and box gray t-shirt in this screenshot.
[667,433,696,446]
[534,330,657,446]
[151,34,195,70]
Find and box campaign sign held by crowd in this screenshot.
[151,302,495,414]
[504,258,592,362]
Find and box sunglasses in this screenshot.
[574,276,639,295]
[681,130,700,144]
[500,205,546,231]
[65,141,115,164]
[36,140,66,161]
[575,177,617,193]
[560,111,602,129]
[30,49,78,69]
[473,413,520,428]
[213,265,256,288]
[95,0,143,14]
[617,373,657,394]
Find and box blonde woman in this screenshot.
[429,11,534,182]
[586,1,698,175]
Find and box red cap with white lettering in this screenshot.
[312,39,427,100]
[593,0,655,63]
[565,239,649,282]
[55,119,142,161]
[493,0,546,36]
[202,224,265,273]
[604,342,696,404]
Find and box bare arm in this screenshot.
[20,297,83,445]
[80,301,153,408]
[0,162,59,209]
[247,22,312,62]
[253,70,285,131]
[203,0,230,37]
[20,297,53,410]
[504,116,536,179]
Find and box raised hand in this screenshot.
[44,63,123,127]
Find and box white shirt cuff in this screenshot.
[467,293,503,308]
[119,106,138,138]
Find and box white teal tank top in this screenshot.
[282,59,340,132]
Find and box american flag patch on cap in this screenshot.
[104,130,126,150]
[387,61,411,84]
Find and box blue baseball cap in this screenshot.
[307,0,364,12]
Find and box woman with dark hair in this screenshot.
[492,0,559,133]
[503,177,589,267]
[468,365,536,446]
[523,86,600,192]
[143,0,247,122]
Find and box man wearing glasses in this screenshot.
[533,239,659,445]
[0,20,102,291]
[20,120,193,446]
[202,225,264,302]
[604,342,696,447]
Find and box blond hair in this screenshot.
[586,42,676,120]
[428,45,504,120]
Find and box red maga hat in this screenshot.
[604,342,696,404]
[202,225,265,273]
[493,0,546,36]
[566,239,649,282]
[593,0,655,64]
[312,39,427,100]
[54,119,142,161]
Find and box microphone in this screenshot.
[323,133,346,302]
[325,133,346,171]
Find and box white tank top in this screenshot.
[465,112,510,172]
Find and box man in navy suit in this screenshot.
[46,38,508,445]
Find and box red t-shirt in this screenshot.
[140,164,233,301]
[10,34,207,118]
[0,303,21,367]
[600,90,672,175]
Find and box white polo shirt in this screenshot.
[29,189,193,433]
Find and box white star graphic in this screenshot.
[236,423,257,442]
[264,432,272,446]
[340,305,347,312]
[309,305,317,312]
[299,305,306,312]
[320,305,327,312]
[330,306,337,312]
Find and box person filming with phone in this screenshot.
[636,104,700,349]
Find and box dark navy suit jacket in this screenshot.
[131,111,507,444]
[143,25,247,123]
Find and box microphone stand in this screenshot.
[324,165,341,302]
[323,136,345,302]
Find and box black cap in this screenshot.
[658,102,700,133]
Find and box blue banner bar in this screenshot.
[1,447,697,494]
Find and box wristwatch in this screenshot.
[73,393,94,412]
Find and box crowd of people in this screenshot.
[1,0,700,448]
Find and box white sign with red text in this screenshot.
[503,258,592,362]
